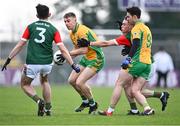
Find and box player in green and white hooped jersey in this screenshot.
[1,4,80,116]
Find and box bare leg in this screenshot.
[68,66,85,96]
[76,67,98,114]
[76,67,96,100]
[131,77,152,112]
[40,74,52,115]
[68,66,90,112]
[124,82,139,114]
[21,74,36,98]
[98,69,133,115]
[142,89,155,98]
[123,80,134,103]
[110,70,132,108]
[40,74,51,104]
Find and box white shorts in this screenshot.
[24,64,53,79]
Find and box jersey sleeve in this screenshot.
[54,31,62,45]
[21,27,30,41]
[115,35,131,46]
[131,26,141,40]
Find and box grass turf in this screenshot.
[0,85,180,125]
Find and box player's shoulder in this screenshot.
[134,21,150,30]
[27,21,36,27]
[30,20,57,29]
[79,24,93,32]
[46,21,57,28]
[131,22,145,33]
[76,24,89,34]
[43,20,58,31]
[78,24,90,30]
[132,23,141,30]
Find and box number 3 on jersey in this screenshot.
[34,27,46,43]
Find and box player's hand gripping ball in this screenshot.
[53,50,66,65]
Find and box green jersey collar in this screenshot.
[72,23,79,33]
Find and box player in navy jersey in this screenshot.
[1,4,80,116]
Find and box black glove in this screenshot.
[56,54,65,63]
[71,63,80,73]
[54,54,66,65]
[116,21,122,31]
[77,38,90,47]
[2,58,11,71]
[121,46,131,56]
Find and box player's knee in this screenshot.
[75,79,83,88]
[131,88,138,97]
[126,91,133,98]
[20,83,25,90]
[40,74,48,84]
[116,78,129,87]
[20,81,29,91]
[68,77,76,86]
[20,75,32,90]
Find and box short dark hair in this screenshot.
[159,46,165,51]
[126,6,141,19]
[63,12,76,18]
[36,4,49,19]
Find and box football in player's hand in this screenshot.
[53,50,66,65]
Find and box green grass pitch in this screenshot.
[0,85,180,125]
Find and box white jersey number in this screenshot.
[34,27,46,43]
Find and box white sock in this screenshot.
[131,109,139,113]
[82,99,89,104]
[107,106,114,113]
[144,106,151,111]
[37,100,40,104]
[89,102,95,106]
[160,92,164,99]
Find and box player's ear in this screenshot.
[48,13,51,17]
[133,15,138,21]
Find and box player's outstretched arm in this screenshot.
[90,40,117,47]
[58,43,80,73]
[1,40,26,71]
[69,47,88,57]
[8,40,27,59]
[58,43,73,65]
[77,38,117,47]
